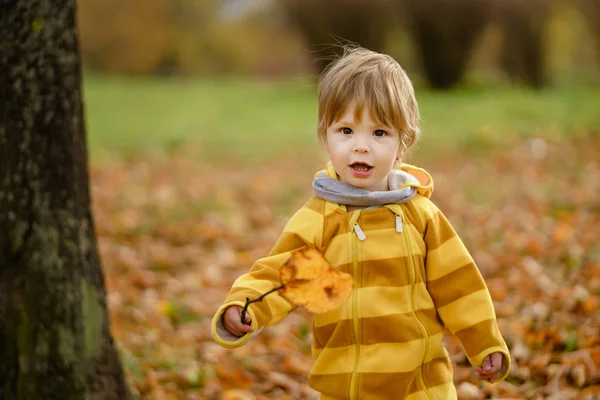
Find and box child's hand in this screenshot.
[474,352,504,383]
[222,305,254,337]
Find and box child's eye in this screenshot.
[374,129,387,137]
[341,127,353,135]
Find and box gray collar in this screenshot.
[312,170,418,206]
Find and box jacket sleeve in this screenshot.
[211,200,323,348]
[423,203,511,380]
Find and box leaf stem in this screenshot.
[240,285,285,325]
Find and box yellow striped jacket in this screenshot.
[212,164,510,399]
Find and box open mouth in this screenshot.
[350,162,372,172]
[349,162,373,177]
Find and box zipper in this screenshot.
[348,210,363,400]
[354,224,366,241]
[396,215,403,233]
[400,208,433,400]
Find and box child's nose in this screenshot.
[353,137,371,153]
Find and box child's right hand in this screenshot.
[222,305,254,337]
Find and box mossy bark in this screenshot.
[0,1,130,399]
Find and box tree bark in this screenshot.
[0,1,130,399]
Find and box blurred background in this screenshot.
[81,1,600,399]
[79,0,600,162]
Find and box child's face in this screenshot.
[325,104,401,191]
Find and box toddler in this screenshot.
[212,47,510,399]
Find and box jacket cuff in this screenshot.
[469,345,511,382]
[211,302,261,348]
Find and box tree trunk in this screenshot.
[281,0,395,73]
[576,0,600,65]
[0,1,130,399]
[403,0,492,89]
[495,0,550,88]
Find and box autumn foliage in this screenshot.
[92,133,600,399]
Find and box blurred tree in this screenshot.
[0,1,130,399]
[280,0,396,73]
[163,0,219,75]
[78,0,307,76]
[402,0,493,89]
[169,0,307,76]
[78,0,171,74]
[575,0,600,63]
[494,0,551,88]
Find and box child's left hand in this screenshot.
[474,352,504,383]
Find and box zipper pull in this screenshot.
[396,215,403,233]
[354,224,366,241]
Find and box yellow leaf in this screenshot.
[280,247,353,314]
[157,300,176,317]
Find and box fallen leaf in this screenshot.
[222,389,255,400]
[456,381,482,400]
[267,371,300,396]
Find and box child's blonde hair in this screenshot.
[317,47,420,152]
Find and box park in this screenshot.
[1,0,599,399]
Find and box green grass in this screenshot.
[83,73,600,163]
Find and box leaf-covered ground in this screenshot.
[91,133,600,400]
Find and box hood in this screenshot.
[316,162,434,199]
